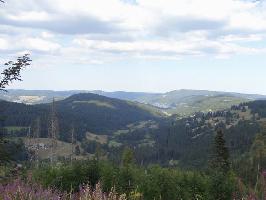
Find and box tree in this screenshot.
[119,147,135,195]
[0,54,31,164]
[0,54,31,91]
[75,145,81,155]
[122,147,134,167]
[210,129,230,173]
[209,129,234,200]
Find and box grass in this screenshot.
[166,96,250,116]
[73,100,116,109]
[86,132,108,144]
[0,179,127,200]
[4,126,28,132]
[22,138,86,160]
[108,140,122,148]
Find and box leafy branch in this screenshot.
[0,54,32,91]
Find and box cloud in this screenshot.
[72,33,266,60]
[220,34,264,42]
[0,34,61,55]
[0,39,9,52]
[0,14,118,35]
[0,0,266,64]
[154,17,227,37]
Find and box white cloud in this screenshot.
[0,38,9,50]
[0,34,61,54]
[0,0,266,63]
[6,11,51,21]
[220,34,264,42]
[41,31,54,39]
[23,38,61,52]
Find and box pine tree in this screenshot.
[121,147,134,195]
[122,147,134,167]
[209,129,234,200]
[210,129,230,174]
[75,145,81,155]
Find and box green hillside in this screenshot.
[1,89,264,116]
[0,93,162,141]
[2,92,266,169]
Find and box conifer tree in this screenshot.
[209,129,234,200]
[210,128,230,173]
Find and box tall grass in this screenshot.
[0,179,126,200]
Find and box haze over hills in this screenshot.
[2,91,266,168]
[2,0,266,198]
[2,89,266,116]
[0,93,162,139]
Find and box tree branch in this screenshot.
[0,54,32,91]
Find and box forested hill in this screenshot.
[107,100,266,168]
[2,93,266,169]
[0,93,162,141]
[2,89,266,116]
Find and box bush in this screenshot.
[0,179,126,200]
[33,160,100,192]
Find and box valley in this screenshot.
[2,91,266,199]
[1,91,265,168]
[2,0,266,199]
[2,89,266,116]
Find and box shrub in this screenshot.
[0,179,126,200]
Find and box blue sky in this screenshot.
[1,0,266,94]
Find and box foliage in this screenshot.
[0,93,160,141]
[248,100,266,118]
[210,129,230,173]
[0,138,28,164]
[0,54,31,165]
[0,99,262,169]
[75,145,81,155]
[0,54,31,91]
[33,160,100,192]
[32,160,221,200]
[208,129,234,200]
[0,179,66,199]
[232,124,266,198]
[0,179,126,200]
[122,148,134,167]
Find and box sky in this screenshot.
[0,0,266,94]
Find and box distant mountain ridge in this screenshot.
[2,91,266,168]
[2,89,266,116]
[0,93,162,141]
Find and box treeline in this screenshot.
[107,118,260,169]
[2,98,266,170]
[1,128,265,199]
[31,129,264,200]
[0,93,160,141]
[247,100,266,118]
[0,138,28,164]
[33,160,212,200]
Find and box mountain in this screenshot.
[108,100,266,168]
[0,93,162,141]
[2,89,266,116]
[0,89,85,104]
[2,90,266,169]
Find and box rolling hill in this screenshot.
[2,90,266,169]
[1,89,266,116]
[0,93,162,141]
